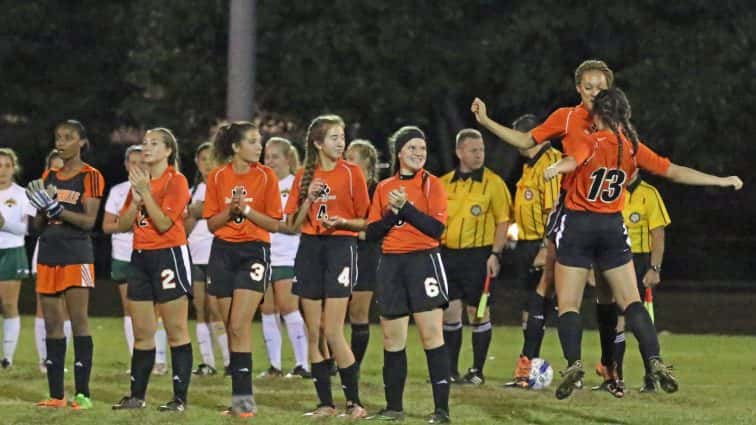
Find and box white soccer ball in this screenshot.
[528,358,554,390]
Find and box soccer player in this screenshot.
[202,122,282,417]
[27,120,104,409]
[365,126,451,423]
[543,87,741,399]
[259,136,310,379]
[112,128,193,412]
[439,128,511,385]
[345,139,381,368]
[0,148,35,369]
[285,115,369,418]
[185,142,230,376]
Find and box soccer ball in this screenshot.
[528,358,554,390]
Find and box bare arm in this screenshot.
[116,201,139,233]
[471,98,536,150]
[544,157,577,180]
[102,212,122,234]
[286,198,313,234]
[58,197,100,231]
[665,163,742,189]
[140,190,173,233]
[643,226,665,288]
[241,206,281,233]
[487,221,510,277]
[322,217,367,232]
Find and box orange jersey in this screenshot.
[564,130,671,213]
[122,166,190,250]
[284,159,370,237]
[368,170,448,254]
[203,162,282,243]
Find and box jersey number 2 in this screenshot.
[587,168,626,203]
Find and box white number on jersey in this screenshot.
[424,277,440,297]
[337,267,350,287]
[161,269,176,289]
[249,263,265,282]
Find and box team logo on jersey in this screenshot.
[470,204,482,216]
[524,189,533,201]
[629,212,641,223]
[4,198,17,207]
[57,189,81,205]
[231,185,248,199]
[317,184,331,201]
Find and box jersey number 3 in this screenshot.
[587,168,626,203]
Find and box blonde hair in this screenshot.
[146,127,180,170]
[266,137,300,175]
[346,139,379,186]
[0,148,21,179]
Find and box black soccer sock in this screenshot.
[425,345,450,413]
[522,292,547,359]
[230,351,253,397]
[350,323,370,365]
[338,362,362,406]
[311,359,334,408]
[45,338,66,400]
[130,348,155,400]
[596,303,618,367]
[471,321,492,373]
[624,302,661,365]
[73,335,93,397]
[614,332,626,379]
[383,349,407,412]
[442,321,462,376]
[170,343,192,403]
[557,311,582,366]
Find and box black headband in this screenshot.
[394,128,425,157]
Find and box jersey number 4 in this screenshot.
[316,204,328,220]
[587,168,626,203]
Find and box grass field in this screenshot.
[1,317,755,425]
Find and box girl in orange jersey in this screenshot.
[112,128,193,412]
[285,115,370,418]
[544,88,742,400]
[365,126,451,423]
[203,122,282,417]
[26,120,104,409]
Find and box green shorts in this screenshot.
[111,259,132,283]
[192,264,208,284]
[271,266,295,283]
[0,246,30,281]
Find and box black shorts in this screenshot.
[192,264,208,284]
[376,248,449,318]
[128,245,193,303]
[207,239,271,298]
[293,235,358,300]
[442,246,490,306]
[555,210,632,271]
[511,240,543,309]
[633,253,651,297]
[545,189,567,242]
[354,240,379,292]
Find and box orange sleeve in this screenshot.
[530,108,568,144]
[202,170,221,219]
[264,168,283,220]
[83,169,105,199]
[284,170,303,216]
[351,166,371,218]
[428,178,448,225]
[563,134,594,165]
[367,184,386,224]
[636,142,671,176]
[162,174,190,222]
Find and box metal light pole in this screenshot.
[226,0,256,121]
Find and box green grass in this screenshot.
[2,317,756,424]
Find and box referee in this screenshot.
[617,170,671,392]
[440,128,512,385]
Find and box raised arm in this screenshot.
[471,98,536,150]
[664,163,742,189]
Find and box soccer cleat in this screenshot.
[366,408,405,421]
[224,365,232,377]
[509,355,531,388]
[36,398,67,408]
[157,397,186,412]
[339,402,368,419]
[112,396,146,410]
[649,358,678,393]
[286,365,312,379]
[303,405,337,417]
[70,393,93,410]
[461,368,485,385]
[222,396,257,417]
[1,358,10,369]
[555,360,585,400]
[592,363,624,398]
[152,363,168,376]
[258,366,283,378]
[640,374,658,393]
[192,363,217,376]
[427,408,451,424]
[39,362,48,374]
[449,371,462,384]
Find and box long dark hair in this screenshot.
[297,114,345,207]
[592,88,640,168]
[212,121,258,163]
[191,141,213,197]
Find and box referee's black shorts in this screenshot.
[442,246,490,307]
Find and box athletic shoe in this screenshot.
[221,407,256,418]
[339,402,368,419]
[303,405,337,417]
[39,362,48,374]
[555,360,585,400]
[152,363,168,376]
[592,363,624,398]
[258,366,283,378]
[112,396,146,410]
[192,363,217,376]
[221,396,257,417]
[366,408,405,421]
[36,398,67,408]
[1,358,10,369]
[639,374,658,393]
[286,365,312,379]
[510,355,531,388]
[427,409,451,424]
[461,368,485,385]
[70,393,93,410]
[224,365,232,377]
[157,398,186,412]
[649,358,678,393]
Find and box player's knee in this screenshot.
[1,302,18,317]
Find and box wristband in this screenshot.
[650,264,662,273]
[242,205,251,217]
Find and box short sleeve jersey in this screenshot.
[0,182,36,249]
[368,170,448,254]
[284,159,370,237]
[187,182,214,264]
[104,180,133,261]
[270,174,300,267]
[203,162,282,243]
[514,146,563,241]
[622,179,671,254]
